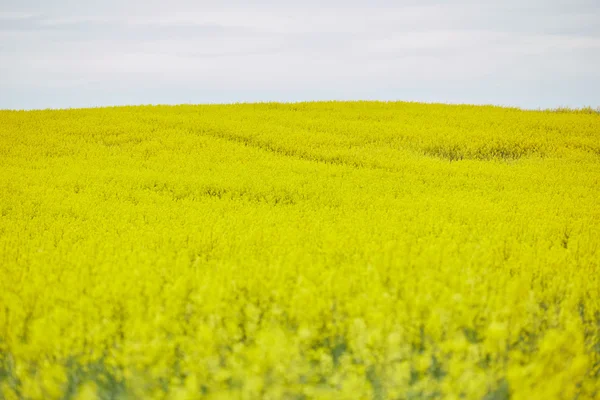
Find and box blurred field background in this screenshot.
[0,101,599,399]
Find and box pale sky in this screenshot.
[1,0,599,109]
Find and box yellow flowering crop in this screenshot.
[0,101,599,399]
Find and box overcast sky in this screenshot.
[1,0,599,109]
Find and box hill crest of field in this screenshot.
[0,101,599,399]
[2,101,599,164]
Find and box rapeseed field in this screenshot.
[0,101,599,399]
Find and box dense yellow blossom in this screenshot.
[0,101,599,399]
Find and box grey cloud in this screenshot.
[0,0,598,109]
